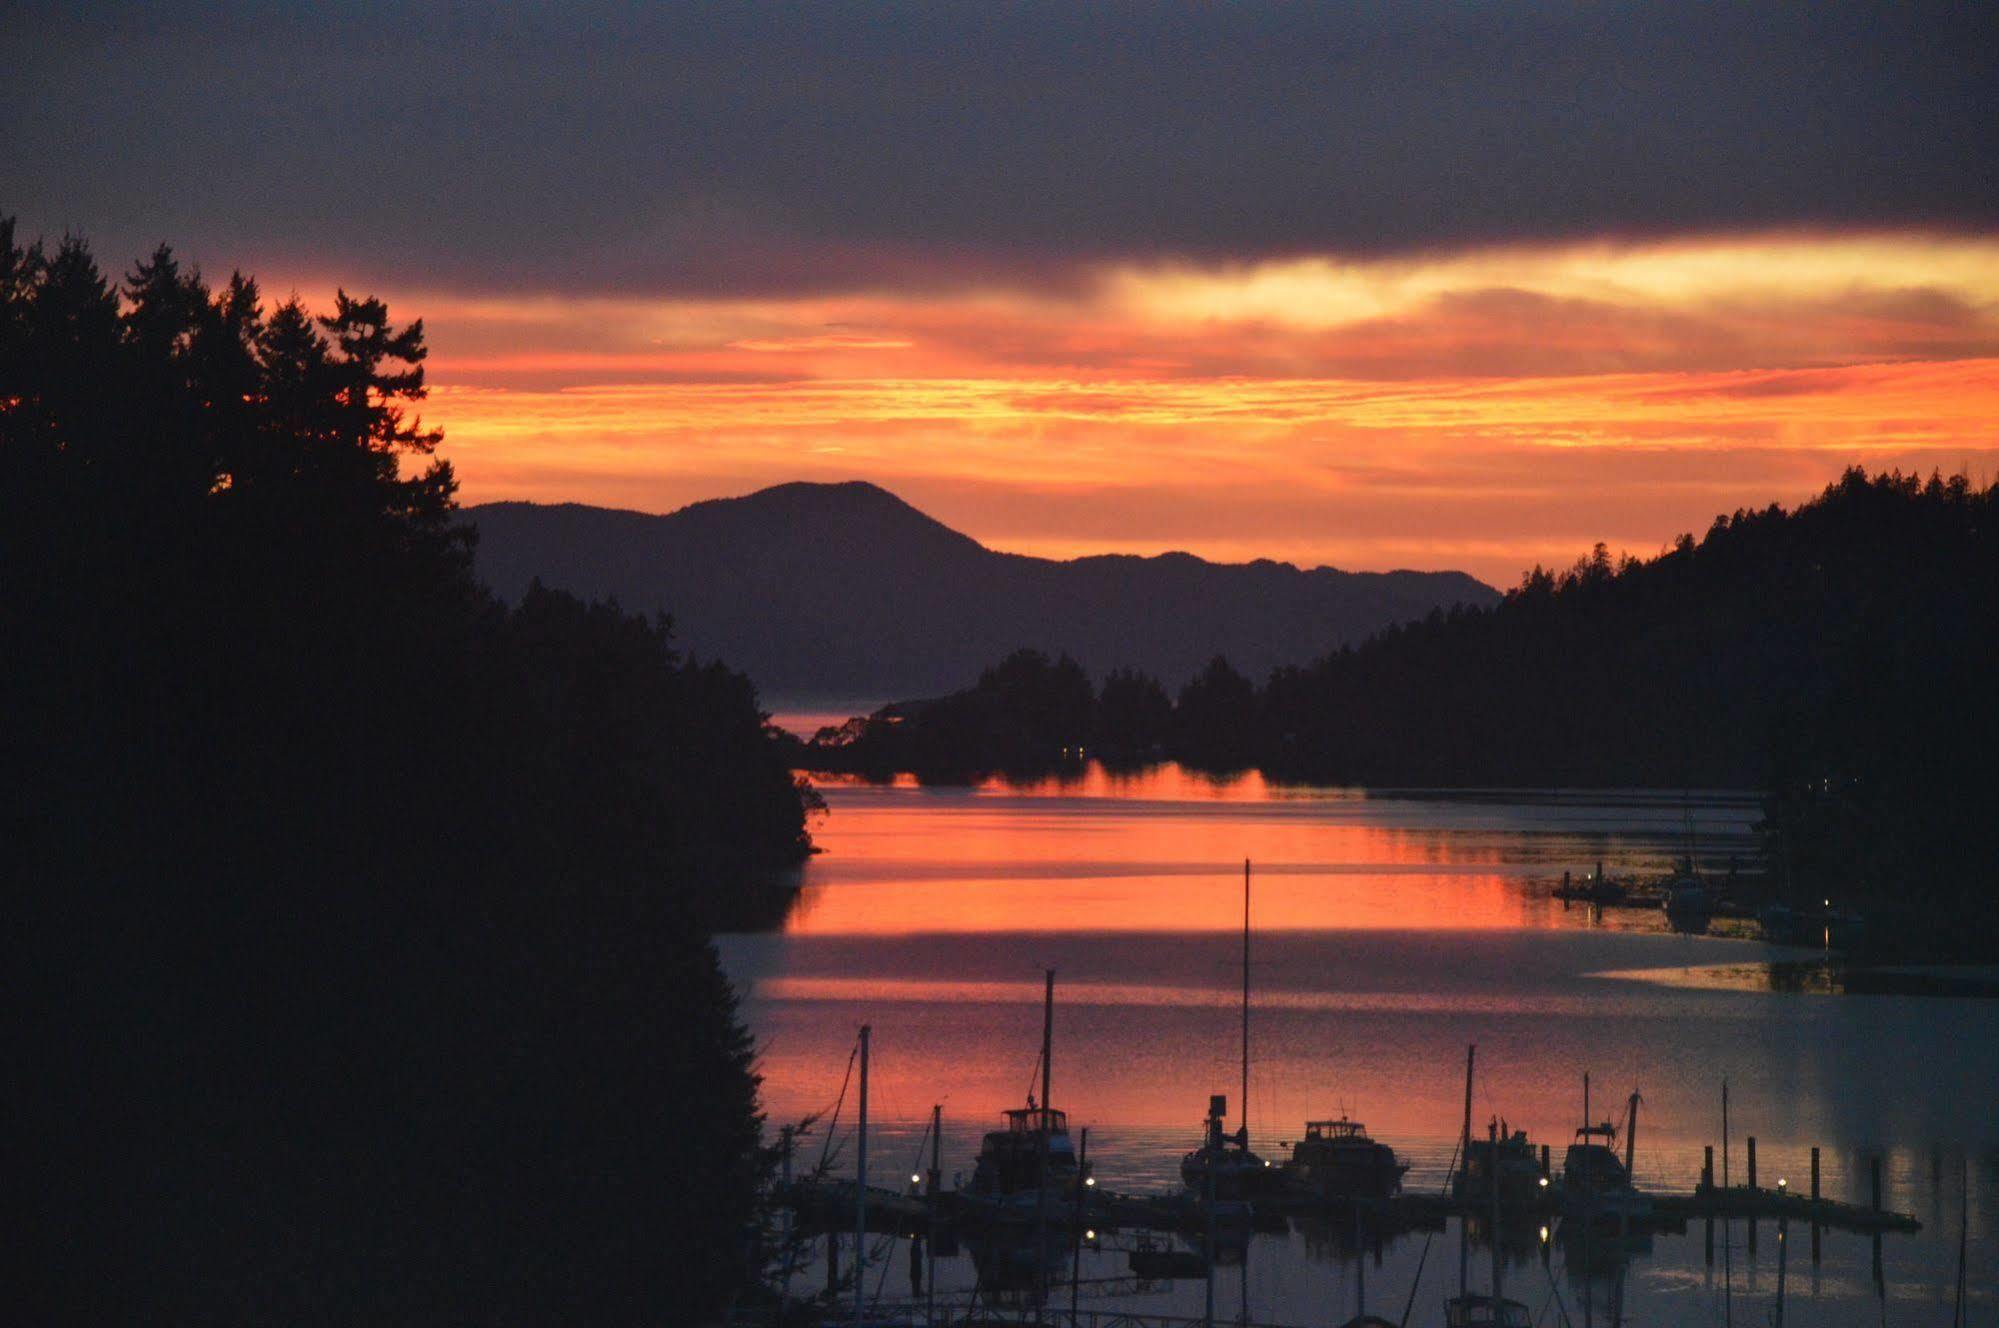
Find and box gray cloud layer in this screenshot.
[5,2,1995,293]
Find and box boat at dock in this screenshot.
[1281,1115,1409,1199]
[1180,1092,1275,1199]
[1181,859,1280,1201]
[1453,1123,1546,1208]
[969,1103,1078,1209]
[969,970,1081,1208]
[1559,1079,1653,1237]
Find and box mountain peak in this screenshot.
[671,480,986,557]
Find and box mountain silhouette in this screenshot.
[466,482,1499,701]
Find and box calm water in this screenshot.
[716,765,1996,1325]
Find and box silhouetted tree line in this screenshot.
[797,471,1998,940]
[3,221,811,1321]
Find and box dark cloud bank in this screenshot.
[5,2,1995,293]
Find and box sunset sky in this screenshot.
[8,3,1997,584]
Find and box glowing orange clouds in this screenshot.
[385,230,1999,583]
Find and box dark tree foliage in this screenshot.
[807,648,1098,777]
[1256,472,1994,788]
[1172,655,1259,769]
[1096,666,1174,761]
[2,221,810,1321]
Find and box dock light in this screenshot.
[1778,1178,1787,1191]
[1538,1176,1549,1188]
[1539,1226,1549,1243]
[1085,1229,1096,1241]
[1085,1176,1096,1187]
[912,1173,922,1186]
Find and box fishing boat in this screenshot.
[969,971,1080,1207]
[1558,1078,1653,1237]
[1282,1115,1409,1199]
[1181,859,1278,1199]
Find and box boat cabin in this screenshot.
[972,1097,1078,1197]
[1303,1117,1371,1144]
[1562,1121,1632,1192]
[1285,1116,1408,1198]
[1003,1105,1068,1137]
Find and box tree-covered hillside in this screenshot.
[3,221,809,1320]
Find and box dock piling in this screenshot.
[1703,1145,1714,1192]
[1747,1136,1758,1192]
[1810,1147,1821,1263]
[1870,1153,1885,1287]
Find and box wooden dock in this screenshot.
[1658,1183,1920,1232]
[783,1176,1920,1240]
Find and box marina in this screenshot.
[721,770,1995,1326]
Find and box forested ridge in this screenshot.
[3,220,808,1320]
[800,470,1999,936]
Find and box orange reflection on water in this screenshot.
[808,763,1296,801]
[785,766,1529,935]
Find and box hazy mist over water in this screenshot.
[718,766,1995,1323]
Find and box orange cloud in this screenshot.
[344,230,1999,584]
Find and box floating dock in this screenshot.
[784,1175,1920,1240]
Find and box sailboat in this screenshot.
[1660,799,1716,926]
[1446,1045,1533,1328]
[1180,859,1278,1200]
[1445,1127,1533,1326]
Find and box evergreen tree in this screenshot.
[4,221,809,1320]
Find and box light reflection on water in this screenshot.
[718,765,1996,1324]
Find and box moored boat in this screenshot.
[1282,1115,1409,1199]
[1180,1092,1275,1200]
[1559,1078,1653,1237]
[1182,859,1281,1200]
[970,970,1081,1206]
[1452,1122,1546,1208]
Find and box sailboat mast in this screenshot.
[1491,1116,1503,1309]
[1460,1043,1475,1300]
[1041,968,1054,1108]
[855,1023,870,1326]
[1722,1076,1733,1326]
[1626,1091,1640,1179]
[1241,858,1251,1138]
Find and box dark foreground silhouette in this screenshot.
[3,221,809,1320]
[800,471,1999,951]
